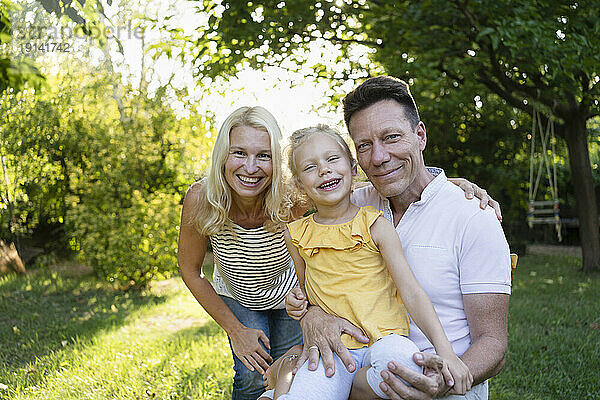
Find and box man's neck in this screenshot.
[388,169,435,226]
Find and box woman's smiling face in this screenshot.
[224,125,273,200]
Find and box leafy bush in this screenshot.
[68,190,181,288]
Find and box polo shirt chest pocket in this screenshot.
[405,244,457,290]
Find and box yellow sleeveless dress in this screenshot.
[287,206,409,348]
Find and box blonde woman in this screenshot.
[178,106,303,400]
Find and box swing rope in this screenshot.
[527,107,562,241]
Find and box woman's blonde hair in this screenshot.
[192,106,292,235]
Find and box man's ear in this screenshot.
[416,121,427,151]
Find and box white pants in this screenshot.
[278,334,421,400]
[440,381,488,400]
[261,373,488,400]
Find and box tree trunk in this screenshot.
[563,115,600,272]
[0,240,26,275]
[0,152,15,244]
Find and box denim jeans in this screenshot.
[220,295,303,400]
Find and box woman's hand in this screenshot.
[442,354,473,396]
[285,288,308,320]
[229,326,273,374]
[448,177,502,221]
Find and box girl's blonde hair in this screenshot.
[287,124,356,183]
[192,106,292,235]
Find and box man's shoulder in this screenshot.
[434,181,499,224]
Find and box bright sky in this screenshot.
[95,0,372,137]
[196,68,347,135]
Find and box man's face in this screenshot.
[348,99,427,198]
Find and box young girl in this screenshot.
[275,125,473,400]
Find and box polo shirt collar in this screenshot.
[379,167,447,220]
[414,167,447,206]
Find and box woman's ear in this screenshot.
[351,161,358,177]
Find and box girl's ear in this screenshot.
[351,161,358,176]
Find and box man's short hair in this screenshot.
[343,76,421,129]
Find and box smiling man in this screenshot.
[289,76,511,400]
[349,98,431,224]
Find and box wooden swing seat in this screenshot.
[527,200,560,226]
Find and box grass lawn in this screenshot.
[0,262,232,400]
[490,254,600,399]
[1,254,598,399]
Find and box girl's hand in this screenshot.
[442,354,473,396]
[285,287,309,320]
[229,326,273,374]
[292,299,308,321]
[262,363,277,390]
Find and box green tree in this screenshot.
[419,84,533,232]
[1,54,214,285]
[63,73,210,287]
[2,0,219,285]
[178,0,599,271]
[0,88,73,251]
[0,0,45,92]
[367,0,600,271]
[2,0,127,94]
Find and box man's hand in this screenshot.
[292,305,369,377]
[285,288,308,320]
[379,352,450,400]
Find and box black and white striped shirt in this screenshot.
[210,222,298,311]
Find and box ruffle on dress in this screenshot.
[288,206,382,256]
